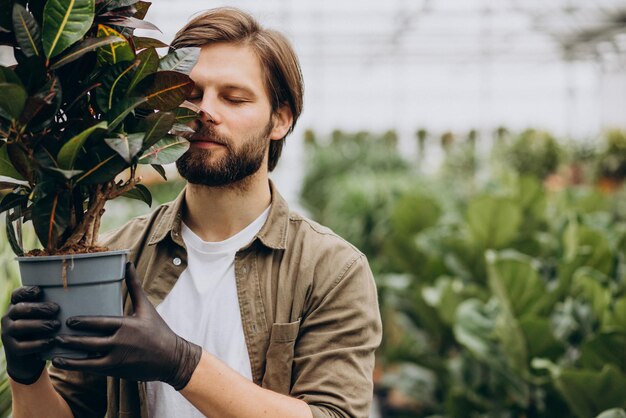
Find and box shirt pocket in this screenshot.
[261,318,301,395]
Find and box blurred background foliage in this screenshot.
[300,127,626,418]
[3,127,626,417]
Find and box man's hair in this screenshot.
[171,7,304,172]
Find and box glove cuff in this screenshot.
[7,364,45,386]
[168,337,202,391]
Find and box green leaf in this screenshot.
[172,107,199,123]
[106,97,146,131]
[595,409,626,418]
[6,143,33,182]
[139,71,194,111]
[104,132,144,163]
[127,47,159,94]
[580,333,626,374]
[96,24,135,65]
[95,60,141,111]
[0,192,28,214]
[0,0,11,31]
[57,121,108,170]
[122,183,152,207]
[138,135,189,165]
[150,163,167,181]
[467,195,522,249]
[518,315,564,360]
[486,250,547,318]
[0,83,27,120]
[0,66,22,85]
[6,211,25,256]
[12,4,42,58]
[42,0,95,59]
[140,111,176,148]
[572,267,611,322]
[44,166,84,179]
[133,1,151,20]
[533,362,626,418]
[158,47,200,75]
[31,185,71,250]
[603,297,626,333]
[133,36,168,49]
[50,35,119,69]
[0,145,25,180]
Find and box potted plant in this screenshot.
[0,0,200,358]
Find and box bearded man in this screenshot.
[2,7,382,418]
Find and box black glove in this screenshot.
[1,286,60,385]
[52,262,202,391]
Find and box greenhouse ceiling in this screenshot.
[149,0,626,66]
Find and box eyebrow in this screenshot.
[223,84,257,99]
[190,83,258,99]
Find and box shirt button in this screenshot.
[173,257,182,266]
[241,266,248,275]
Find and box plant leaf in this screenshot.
[150,163,167,180]
[100,16,160,32]
[172,106,199,123]
[57,121,108,170]
[133,1,151,20]
[0,144,26,180]
[104,132,144,163]
[42,0,95,59]
[6,143,33,182]
[127,47,159,94]
[95,60,140,111]
[138,135,189,165]
[139,71,193,111]
[0,192,28,214]
[12,4,42,58]
[50,35,119,69]
[133,36,168,49]
[96,24,134,64]
[106,96,146,131]
[158,47,200,75]
[0,66,22,85]
[122,183,152,206]
[6,210,25,256]
[140,111,175,148]
[0,83,27,120]
[31,184,71,250]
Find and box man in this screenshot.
[2,7,382,418]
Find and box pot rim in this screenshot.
[15,249,130,262]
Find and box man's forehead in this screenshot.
[190,43,263,81]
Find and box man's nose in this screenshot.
[197,95,222,125]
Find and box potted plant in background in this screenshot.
[0,0,200,358]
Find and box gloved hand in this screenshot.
[1,286,60,385]
[51,262,202,391]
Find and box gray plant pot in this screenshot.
[16,249,129,360]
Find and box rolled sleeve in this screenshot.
[48,365,107,417]
[291,254,383,418]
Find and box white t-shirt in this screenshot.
[146,206,271,418]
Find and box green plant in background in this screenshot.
[0,0,198,256]
[597,129,626,183]
[505,129,562,180]
[301,128,626,418]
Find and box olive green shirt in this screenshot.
[49,181,382,418]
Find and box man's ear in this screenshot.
[269,104,293,141]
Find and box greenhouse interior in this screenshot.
[1,0,626,417]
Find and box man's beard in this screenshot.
[176,120,273,188]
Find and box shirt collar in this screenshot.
[147,180,289,250]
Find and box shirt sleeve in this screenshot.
[48,365,108,418]
[290,253,383,418]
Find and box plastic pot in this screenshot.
[16,249,129,359]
